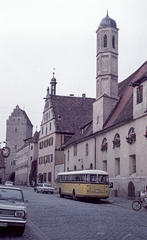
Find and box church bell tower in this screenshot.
[93,12,119,133]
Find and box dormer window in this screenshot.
[103,34,107,48]
[137,85,143,104]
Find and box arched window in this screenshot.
[113,133,120,149]
[85,143,88,156]
[101,138,108,152]
[74,165,77,171]
[81,165,84,170]
[103,34,107,48]
[112,35,115,48]
[90,163,93,169]
[126,127,136,144]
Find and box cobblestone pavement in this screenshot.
[1,186,147,240]
[25,187,147,240]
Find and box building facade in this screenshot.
[37,74,95,187]
[15,131,39,185]
[4,13,147,199]
[5,105,33,183]
[63,13,147,198]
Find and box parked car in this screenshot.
[5,181,14,186]
[34,183,42,192]
[36,183,55,194]
[0,185,27,236]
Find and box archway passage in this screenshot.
[128,181,135,199]
[9,172,15,182]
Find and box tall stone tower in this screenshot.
[93,12,119,133]
[5,105,33,182]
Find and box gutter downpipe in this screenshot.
[93,136,96,169]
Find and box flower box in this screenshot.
[112,139,120,149]
[101,142,107,152]
[126,133,136,144]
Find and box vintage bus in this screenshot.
[57,170,109,200]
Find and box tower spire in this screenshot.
[50,71,57,96]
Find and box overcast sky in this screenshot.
[0,0,146,143]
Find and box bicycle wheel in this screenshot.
[132,200,142,211]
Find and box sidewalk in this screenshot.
[103,196,133,209]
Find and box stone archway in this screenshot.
[9,172,15,182]
[128,181,135,199]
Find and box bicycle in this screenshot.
[132,198,147,211]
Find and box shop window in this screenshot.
[129,155,136,175]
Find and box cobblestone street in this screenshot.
[24,187,147,239]
[1,186,147,240]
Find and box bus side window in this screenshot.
[86,174,90,183]
[81,174,86,182]
[98,175,103,183]
[72,175,76,182]
[90,174,97,183]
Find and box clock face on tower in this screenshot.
[1,147,10,158]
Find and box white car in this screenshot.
[36,183,55,194]
[5,181,14,186]
[0,186,27,236]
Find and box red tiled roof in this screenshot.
[31,131,39,143]
[50,95,95,133]
[104,61,147,128]
[64,121,93,146]
[64,61,147,147]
